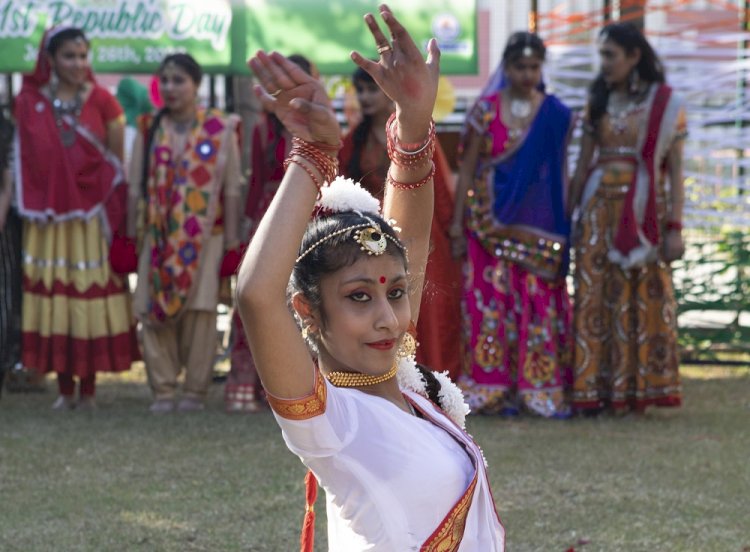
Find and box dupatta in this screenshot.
[13,27,125,242]
[464,92,573,279]
[607,84,683,269]
[144,108,239,322]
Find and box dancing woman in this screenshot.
[237,5,504,550]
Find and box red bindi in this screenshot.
[379,276,387,284]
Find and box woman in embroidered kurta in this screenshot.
[127,54,242,413]
[236,6,504,551]
[451,33,573,417]
[339,65,463,381]
[567,23,686,414]
[15,27,138,409]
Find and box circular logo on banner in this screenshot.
[431,13,461,43]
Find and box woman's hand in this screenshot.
[351,4,440,143]
[662,230,685,263]
[248,52,339,146]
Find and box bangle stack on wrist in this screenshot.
[284,137,341,197]
[385,112,436,190]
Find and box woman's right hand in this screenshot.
[248,52,339,146]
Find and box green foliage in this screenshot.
[674,230,750,359]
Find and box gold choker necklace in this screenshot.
[325,363,398,387]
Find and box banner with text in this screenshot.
[0,0,476,75]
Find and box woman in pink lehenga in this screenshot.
[451,33,574,417]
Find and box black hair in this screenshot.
[287,54,315,78]
[502,31,546,64]
[290,210,406,330]
[46,28,89,55]
[140,53,203,198]
[158,53,203,86]
[266,54,315,167]
[347,66,378,182]
[415,364,443,406]
[588,22,665,126]
[0,108,13,172]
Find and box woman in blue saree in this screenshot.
[451,32,574,417]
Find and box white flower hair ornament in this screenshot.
[316,176,381,216]
[396,356,470,429]
[296,177,406,262]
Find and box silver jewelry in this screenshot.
[507,127,523,142]
[50,81,83,148]
[510,97,532,119]
[606,92,644,135]
[172,118,195,134]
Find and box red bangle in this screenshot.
[284,157,323,198]
[666,220,683,232]
[386,162,436,190]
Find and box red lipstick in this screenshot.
[366,339,395,350]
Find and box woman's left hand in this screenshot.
[351,4,440,143]
[248,52,339,146]
[662,230,685,263]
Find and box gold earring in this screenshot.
[397,332,418,359]
[301,323,317,340]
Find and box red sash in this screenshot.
[613,84,672,256]
[14,86,126,240]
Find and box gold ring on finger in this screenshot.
[377,44,392,54]
[270,88,282,97]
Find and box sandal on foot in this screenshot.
[149,399,175,414]
[51,395,76,410]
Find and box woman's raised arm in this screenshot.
[351,4,441,322]
[235,52,340,399]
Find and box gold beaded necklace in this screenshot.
[325,362,398,388]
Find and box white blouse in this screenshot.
[272,374,505,551]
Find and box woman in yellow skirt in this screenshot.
[14,27,139,409]
[568,23,686,414]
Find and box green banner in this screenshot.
[240,0,476,76]
[0,0,476,75]
[0,0,233,73]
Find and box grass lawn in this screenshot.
[1,364,748,551]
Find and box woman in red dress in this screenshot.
[15,27,138,410]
